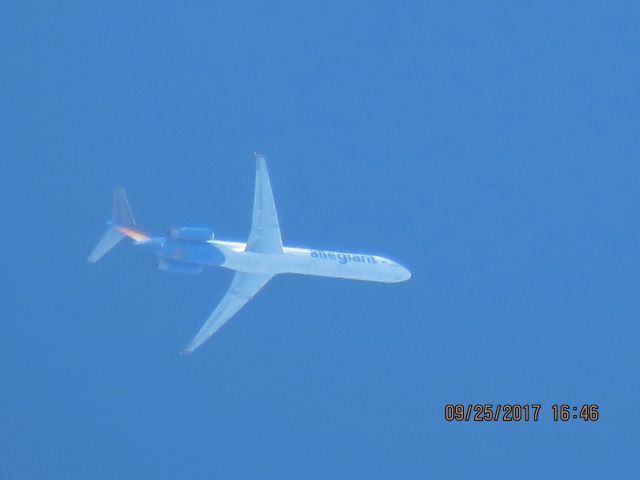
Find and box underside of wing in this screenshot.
[182,272,274,353]
[245,154,283,254]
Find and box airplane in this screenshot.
[89,154,411,353]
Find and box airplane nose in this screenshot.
[400,266,412,281]
[391,262,411,282]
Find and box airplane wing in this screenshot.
[182,271,274,353]
[245,154,283,254]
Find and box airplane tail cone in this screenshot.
[88,188,143,263]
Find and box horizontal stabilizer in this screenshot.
[88,226,125,263]
[88,188,147,262]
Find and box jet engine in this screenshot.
[169,226,214,242]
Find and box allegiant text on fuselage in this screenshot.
[309,250,377,265]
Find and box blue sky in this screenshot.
[1,1,638,478]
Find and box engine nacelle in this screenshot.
[157,259,203,274]
[169,226,214,242]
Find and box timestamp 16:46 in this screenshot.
[443,404,600,422]
[552,404,599,421]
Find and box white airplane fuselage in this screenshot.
[209,240,411,283]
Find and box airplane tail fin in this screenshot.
[88,188,149,263]
[112,187,136,228]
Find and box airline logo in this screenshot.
[310,250,377,265]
